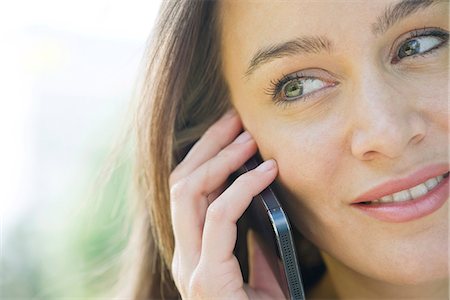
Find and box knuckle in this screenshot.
[234,173,254,187]
[201,162,214,182]
[216,145,234,159]
[215,152,238,171]
[230,174,258,198]
[171,257,179,282]
[169,167,183,188]
[203,124,222,139]
[205,202,226,223]
[189,272,209,297]
[214,150,237,172]
[171,250,188,297]
[169,177,190,202]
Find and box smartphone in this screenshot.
[232,153,305,300]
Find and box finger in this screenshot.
[187,130,257,199]
[247,230,285,298]
[206,183,226,205]
[170,108,242,186]
[200,159,278,265]
[170,131,257,264]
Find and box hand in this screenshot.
[169,109,285,299]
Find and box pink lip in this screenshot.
[351,163,449,223]
[352,163,449,204]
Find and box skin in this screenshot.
[170,112,285,299]
[169,0,448,299]
[219,0,449,298]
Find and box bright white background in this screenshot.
[0,0,162,297]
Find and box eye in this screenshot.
[281,78,327,101]
[264,69,339,108]
[397,36,443,59]
[392,28,449,63]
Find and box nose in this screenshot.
[349,69,427,161]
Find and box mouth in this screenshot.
[350,164,450,223]
[357,171,449,206]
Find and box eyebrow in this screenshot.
[243,0,442,79]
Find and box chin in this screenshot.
[323,223,449,287]
[380,224,448,285]
[367,238,448,286]
[383,262,449,286]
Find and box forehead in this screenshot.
[217,0,439,79]
[219,0,381,39]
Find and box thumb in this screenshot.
[247,229,285,299]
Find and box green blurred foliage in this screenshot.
[2,136,133,299]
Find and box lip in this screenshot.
[351,163,449,223]
[352,163,449,204]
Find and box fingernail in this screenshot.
[256,159,276,172]
[233,131,252,144]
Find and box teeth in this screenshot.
[409,182,429,199]
[370,173,446,204]
[380,195,394,203]
[392,190,412,202]
[424,177,438,190]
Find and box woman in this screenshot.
[114,0,449,299]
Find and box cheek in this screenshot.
[423,74,449,131]
[276,127,338,190]
[254,114,349,211]
[400,63,449,131]
[244,107,359,247]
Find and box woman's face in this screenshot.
[219,0,448,285]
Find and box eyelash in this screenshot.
[392,27,449,63]
[266,27,449,108]
[264,73,323,108]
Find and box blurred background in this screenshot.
[1,0,162,298]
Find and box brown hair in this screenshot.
[111,1,325,299]
[112,1,229,299]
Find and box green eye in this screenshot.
[281,78,327,100]
[284,80,303,98]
